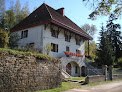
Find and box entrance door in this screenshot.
[66,63,71,75]
[81,66,86,76]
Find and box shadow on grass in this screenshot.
[81,82,88,85]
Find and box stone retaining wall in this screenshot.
[0,51,61,92]
[85,75,106,83]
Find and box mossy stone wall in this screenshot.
[0,51,61,92]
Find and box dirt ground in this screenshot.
[63,80,122,92]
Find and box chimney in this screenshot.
[56,8,65,16]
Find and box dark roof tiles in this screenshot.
[11,3,92,40]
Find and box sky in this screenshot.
[5,0,122,43]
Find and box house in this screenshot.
[11,3,92,77]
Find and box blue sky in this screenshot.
[5,0,122,43]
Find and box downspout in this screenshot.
[40,25,43,53]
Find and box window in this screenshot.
[65,34,70,42]
[51,29,58,38]
[27,43,35,48]
[66,46,69,51]
[21,30,28,38]
[51,43,58,52]
[76,49,81,54]
[76,38,80,45]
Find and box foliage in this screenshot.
[44,43,52,55]
[118,57,122,69]
[85,41,98,60]
[106,14,121,63]
[0,48,58,61]
[81,24,97,37]
[0,0,30,30]
[97,24,114,66]
[81,23,97,60]
[0,28,9,48]
[14,0,30,24]
[9,33,20,49]
[82,0,122,20]
[0,10,15,29]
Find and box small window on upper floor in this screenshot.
[21,30,28,39]
[76,49,81,54]
[51,29,58,38]
[65,34,70,42]
[51,43,58,52]
[66,46,70,51]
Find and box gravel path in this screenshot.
[63,80,122,92]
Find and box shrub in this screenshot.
[0,28,9,48]
[118,57,122,69]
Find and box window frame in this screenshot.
[65,34,70,42]
[76,38,80,45]
[51,29,58,38]
[51,43,58,52]
[76,49,81,54]
[66,46,70,51]
[21,30,28,39]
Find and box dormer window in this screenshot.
[51,29,58,38]
[21,30,28,39]
[65,34,70,42]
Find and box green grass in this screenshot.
[66,76,85,80]
[36,82,83,92]
[36,79,122,92]
[0,48,58,61]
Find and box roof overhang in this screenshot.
[11,19,93,40]
[50,20,93,40]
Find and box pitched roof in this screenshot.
[11,3,92,40]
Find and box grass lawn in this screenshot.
[36,82,83,92]
[36,79,122,92]
[66,76,85,80]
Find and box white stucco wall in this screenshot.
[12,24,86,60]
[13,25,43,49]
[43,24,86,60]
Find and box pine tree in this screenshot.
[97,24,114,66]
[106,14,121,63]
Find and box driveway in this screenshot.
[63,80,122,92]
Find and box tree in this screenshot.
[82,0,122,20]
[82,24,96,37]
[81,24,97,57]
[0,28,9,48]
[97,24,114,66]
[89,41,98,60]
[1,10,15,29]
[0,0,5,27]
[106,14,121,63]
[44,43,52,55]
